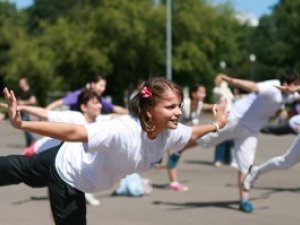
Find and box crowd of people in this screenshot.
[1,71,300,224]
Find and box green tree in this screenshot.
[244,0,300,80]
[1,0,242,104]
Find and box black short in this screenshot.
[0,144,86,225]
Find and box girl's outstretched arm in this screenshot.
[3,88,87,142]
[187,98,229,147]
[0,102,48,120]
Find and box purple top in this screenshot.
[62,89,114,114]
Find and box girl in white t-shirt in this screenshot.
[18,89,114,207]
[2,77,228,225]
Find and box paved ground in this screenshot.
[0,115,300,225]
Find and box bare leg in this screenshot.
[167,168,177,183]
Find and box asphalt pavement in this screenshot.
[0,115,299,225]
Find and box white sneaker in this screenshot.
[85,193,101,206]
[243,165,259,191]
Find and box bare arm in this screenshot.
[112,105,128,114]
[220,74,258,93]
[202,102,214,111]
[1,103,48,120]
[20,121,87,142]
[46,99,64,110]
[19,105,49,120]
[187,99,229,148]
[274,85,300,93]
[3,88,87,142]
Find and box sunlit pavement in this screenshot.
[0,114,299,225]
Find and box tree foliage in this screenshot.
[2,0,296,105]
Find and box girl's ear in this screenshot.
[145,106,153,120]
[80,104,87,113]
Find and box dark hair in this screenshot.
[128,77,183,132]
[279,69,300,85]
[75,89,99,112]
[189,84,204,99]
[88,74,106,84]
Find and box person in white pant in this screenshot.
[243,134,300,192]
[243,86,300,193]
[196,70,300,213]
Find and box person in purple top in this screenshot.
[46,75,128,114]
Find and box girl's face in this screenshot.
[193,86,206,101]
[147,89,182,135]
[81,97,102,122]
[91,79,106,96]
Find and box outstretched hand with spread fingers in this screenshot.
[3,88,22,129]
[212,98,229,130]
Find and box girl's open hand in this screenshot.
[3,88,22,129]
[212,98,229,130]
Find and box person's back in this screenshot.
[231,79,298,132]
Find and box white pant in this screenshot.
[258,134,300,174]
[197,119,258,173]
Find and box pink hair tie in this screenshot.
[141,86,152,98]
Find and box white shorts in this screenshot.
[197,119,258,173]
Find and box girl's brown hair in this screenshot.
[128,77,183,132]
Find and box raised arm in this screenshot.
[186,99,229,148]
[1,102,49,120]
[20,105,49,120]
[46,98,64,110]
[220,74,258,93]
[274,85,300,93]
[112,105,128,114]
[3,88,87,142]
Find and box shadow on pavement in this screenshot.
[153,200,240,212]
[11,195,48,205]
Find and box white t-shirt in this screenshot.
[181,98,203,125]
[230,80,299,132]
[55,115,192,193]
[34,111,112,154]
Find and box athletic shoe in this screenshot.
[239,200,253,213]
[214,161,223,167]
[243,165,259,191]
[168,181,188,192]
[85,193,101,206]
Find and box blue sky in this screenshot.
[9,0,279,18]
[9,0,32,9]
[213,0,279,18]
